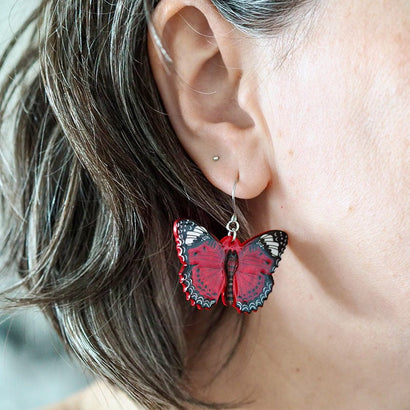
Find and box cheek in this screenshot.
[282,14,410,241]
[268,60,378,235]
[279,130,407,236]
[275,68,408,277]
[259,0,410,281]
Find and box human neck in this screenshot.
[186,249,409,409]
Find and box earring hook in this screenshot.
[231,176,238,216]
[226,176,240,241]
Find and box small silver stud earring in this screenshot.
[212,156,220,161]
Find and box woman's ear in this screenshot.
[147,0,272,199]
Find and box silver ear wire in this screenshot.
[212,156,220,161]
[231,177,238,215]
[226,176,240,241]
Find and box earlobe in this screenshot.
[148,0,272,199]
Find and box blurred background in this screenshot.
[0,310,91,409]
[0,1,92,408]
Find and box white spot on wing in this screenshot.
[260,234,279,256]
[185,226,207,245]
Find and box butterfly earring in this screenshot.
[173,178,288,313]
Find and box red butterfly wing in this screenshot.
[233,231,288,313]
[173,219,226,310]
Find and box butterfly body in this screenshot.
[224,248,239,306]
[174,219,288,313]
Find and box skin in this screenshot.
[52,0,409,408]
[43,381,141,410]
[149,0,410,408]
[248,1,410,406]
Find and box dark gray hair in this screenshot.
[0,0,312,408]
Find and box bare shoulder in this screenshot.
[41,381,143,410]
